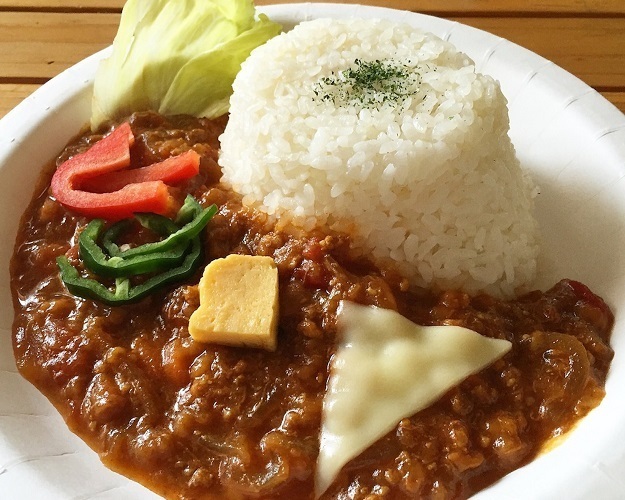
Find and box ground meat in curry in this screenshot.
[10,112,614,499]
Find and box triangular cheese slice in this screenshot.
[316,301,512,496]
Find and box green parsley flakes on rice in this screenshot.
[219,18,539,297]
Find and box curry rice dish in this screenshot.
[10,111,614,499]
[9,16,615,500]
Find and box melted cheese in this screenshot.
[188,254,279,351]
[316,301,512,496]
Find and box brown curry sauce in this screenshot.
[10,112,614,499]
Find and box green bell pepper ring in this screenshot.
[175,195,204,226]
[78,218,189,278]
[103,198,217,259]
[58,235,202,306]
[99,213,182,262]
[135,212,180,235]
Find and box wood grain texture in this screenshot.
[0,84,38,117]
[0,3,623,118]
[0,0,124,8]
[0,12,117,79]
[2,0,624,15]
[254,0,625,14]
[1,12,622,88]
[601,92,625,114]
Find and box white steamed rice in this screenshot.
[219,17,539,297]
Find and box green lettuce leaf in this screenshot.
[91,0,281,129]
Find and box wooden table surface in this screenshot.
[0,0,624,118]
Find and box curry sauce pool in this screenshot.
[10,112,614,499]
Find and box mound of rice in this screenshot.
[219,17,539,297]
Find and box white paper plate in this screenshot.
[1,3,624,499]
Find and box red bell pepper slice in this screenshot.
[50,122,199,221]
[80,149,200,193]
